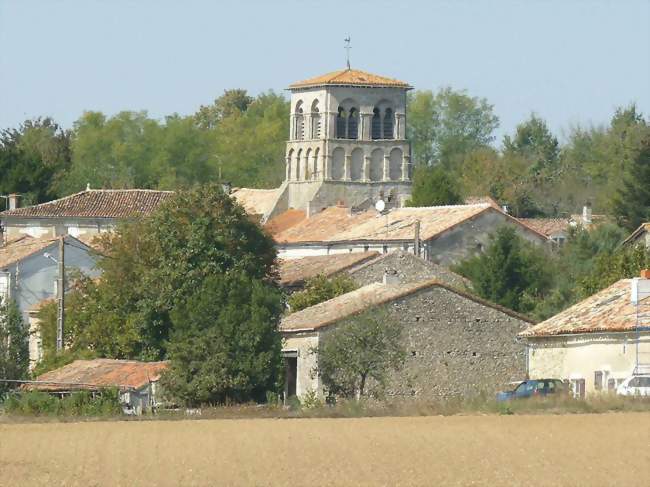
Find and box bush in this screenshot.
[3,388,122,417]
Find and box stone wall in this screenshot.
[347,251,470,289]
[319,285,529,399]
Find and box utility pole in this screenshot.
[56,237,65,351]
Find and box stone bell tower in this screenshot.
[281,68,413,216]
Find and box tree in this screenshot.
[287,274,358,312]
[194,89,254,130]
[407,88,499,167]
[161,272,284,406]
[611,135,650,230]
[407,165,462,207]
[36,184,278,363]
[0,299,29,397]
[0,118,72,206]
[503,114,559,175]
[455,226,553,314]
[314,310,405,399]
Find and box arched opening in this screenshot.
[370,148,383,181]
[348,108,359,139]
[296,149,302,180]
[313,147,321,179]
[350,148,363,181]
[294,101,304,140]
[305,149,312,180]
[331,147,345,180]
[383,108,394,139]
[311,100,321,139]
[336,107,347,139]
[287,149,294,181]
[371,108,382,140]
[389,148,402,180]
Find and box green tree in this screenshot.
[161,272,283,406]
[455,227,553,314]
[0,299,29,396]
[287,274,358,312]
[407,88,499,167]
[503,113,559,175]
[194,89,254,130]
[0,118,72,205]
[36,184,278,363]
[315,310,405,400]
[578,245,650,298]
[407,165,462,207]
[611,135,650,230]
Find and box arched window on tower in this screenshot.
[348,108,359,139]
[311,100,321,139]
[371,108,382,140]
[336,107,347,139]
[383,108,394,139]
[295,101,305,140]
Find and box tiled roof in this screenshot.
[289,69,411,89]
[230,187,281,218]
[27,359,168,392]
[280,279,533,332]
[0,189,173,219]
[272,204,548,244]
[264,209,306,235]
[0,235,94,269]
[622,223,650,246]
[519,279,640,337]
[518,218,570,237]
[464,196,500,209]
[279,252,380,287]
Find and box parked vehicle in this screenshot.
[616,375,650,397]
[496,379,568,402]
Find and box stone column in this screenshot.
[289,114,296,140]
[363,155,371,182]
[326,111,337,139]
[401,153,411,181]
[360,112,373,140]
[395,113,406,139]
[285,156,291,181]
[324,154,332,180]
[344,154,351,181]
[302,154,309,181]
[383,155,390,181]
[304,114,312,140]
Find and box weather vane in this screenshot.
[344,36,351,69]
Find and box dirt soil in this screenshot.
[1,413,649,486]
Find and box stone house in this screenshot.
[269,203,550,265]
[621,222,650,248]
[280,276,531,399]
[520,205,606,245]
[519,274,650,397]
[25,359,168,415]
[0,188,172,240]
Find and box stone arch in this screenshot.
[370,148,384,181]
[348,108,359,139]
[311,99,321,139]
[336,107,347,139]
[331,147,345,180]
[371,108,381,140]
[296,148,302,180]
[305,148,312,180]
[350,148,363,181]
[313,147,321,179]
[383,108,394,139]
[294,100,305,140]
[287,148,294,181]
[389,147,402,180]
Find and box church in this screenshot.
[232,68,414,221]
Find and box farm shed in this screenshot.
[24,359,168,415]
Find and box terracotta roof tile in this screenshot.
[1,189,173,219]
[519,279,640,337]
[230,187,281,218]
[279,252,380,287]
[264,209,306,235]
[289,69,411,89]
[281,279,532,332]
[518,218,570,237]
[27,359,168,391]
[0,235,94,269]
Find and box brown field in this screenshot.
[1,413,649,487]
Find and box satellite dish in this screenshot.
[375,199,386,212]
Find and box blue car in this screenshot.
[496,379,568,402]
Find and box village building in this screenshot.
[25,359,168,415]
[621,222,650,248]
[0,188,172,240]
[269,203,550,264]
[280,276,531,399]
[519,204,604,245]
[519,274,650,397]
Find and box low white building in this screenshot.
[520,274,650,397]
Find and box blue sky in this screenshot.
[1,0,648,144]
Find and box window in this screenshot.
[348,108,359,139]
[382,245,388,254]
[570,379,586,399]
[311,100,321,139]
[383,108,394,139]
[294,101,305,140]
[594,371,603,391]
[336,107,347,139]
[371,108,382,139]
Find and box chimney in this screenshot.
[631,271,650,304]
[641,269,650,279]
[582,203,592,224]
[383,268,399,286]
[8,194,20,211]
[502,205,509,214]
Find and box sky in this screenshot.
[1,0,649,144]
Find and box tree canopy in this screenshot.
[287,274,358,312]
[0,299,29,396]
[407,165,462,207]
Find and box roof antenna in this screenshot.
[344,36,351,70]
